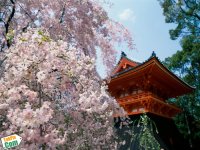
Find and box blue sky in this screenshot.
[97,0,181,77]
[107,0,182,60]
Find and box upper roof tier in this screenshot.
[109,51,195,99]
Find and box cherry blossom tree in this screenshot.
[0,0,133,71]
[0,0,134,149]
[0,28,126,149]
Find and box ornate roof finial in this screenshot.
[121,51,127,58]
[151,51,156,57]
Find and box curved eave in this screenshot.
[110,56,195,97]
[111,56,141,75]
[153,57,195,91]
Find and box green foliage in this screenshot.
[159,0,200,146]
[130,114,160,150]
[37,30,51,43]
[159,0,200,40]
[19,37,28,42]
[6,30,15,44]
[164,37,200,140]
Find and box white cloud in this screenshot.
[119,9,135,22]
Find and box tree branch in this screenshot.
[0,40,5,51]
[4,0,15,48]
[17,3,35,23]
[59,3,66,23]
[183,0,200,20]
[0,56,7,67]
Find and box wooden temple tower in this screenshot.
[108,52,195,150]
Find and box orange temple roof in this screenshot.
[110,52,195,99]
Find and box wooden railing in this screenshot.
[115,91,181,118]
[117,91,165,104]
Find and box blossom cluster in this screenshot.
[0,29,124,149]
[0,0,133,72]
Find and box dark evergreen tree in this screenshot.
[159,0,200,148]
[159,0,200,40]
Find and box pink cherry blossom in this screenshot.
[0,0,133,72]
[0,28,126,149]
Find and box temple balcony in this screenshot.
[116,91,181,118]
